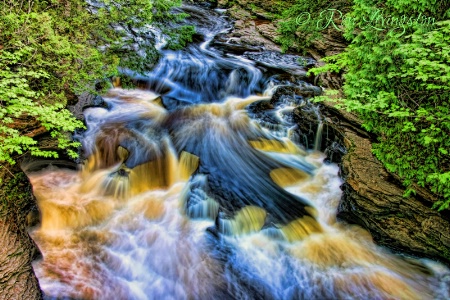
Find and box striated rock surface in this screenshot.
[322,103,450,264]
[0,166,42,300]
[216,2,281,52]
[339,129,450,263]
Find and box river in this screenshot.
[25,5,449,300]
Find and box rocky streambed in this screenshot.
[0,1,449,299]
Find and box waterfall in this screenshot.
[25,4,449,300]
[314,122,323,151]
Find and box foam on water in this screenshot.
[26,5,449,299]
[28,89,449,300]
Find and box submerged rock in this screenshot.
[243,51,315,77]
[211,34,264,54]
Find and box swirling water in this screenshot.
[27,5,449,300]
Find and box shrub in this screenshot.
[309,0,450,210]
[0,0,193,165]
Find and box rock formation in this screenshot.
[0,166,42,300]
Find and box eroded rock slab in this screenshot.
[324,104,450,264]
[0,168,42,300]
[243,52,315,77]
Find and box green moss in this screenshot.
[0,170,33,218]
[441,247,450,260]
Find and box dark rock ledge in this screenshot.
[323,102,450,265]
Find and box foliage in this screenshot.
[308,0,450,210]
[0,0,193,165]
[149,0,195,50]
[277,0,351,53]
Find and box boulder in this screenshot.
[223,5,281,52]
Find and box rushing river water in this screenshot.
[26,5,449,300]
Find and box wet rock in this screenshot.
[269,81,450,264]
[212,41,263,53]
[218,0,348,89]
[214,3,316,78]
[294,103,347,157]
[292,105,346,162]
[68,92,106,121]
[322,102,450,265]
[270,84,321,102]
[243,51,315,77]
[267,86,346,162]
[191,0,218,9]
[183,5,230,36]
[211,34,263,53]
[292,106,320,148]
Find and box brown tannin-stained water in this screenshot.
[26,5,449,300]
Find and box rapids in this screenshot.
[25,5,449,300]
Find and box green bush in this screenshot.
[309,0,450,210]
[0,0,193,165]
[277,0,351,53]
